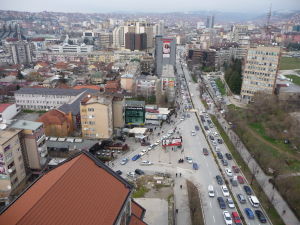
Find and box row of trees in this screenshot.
[224,58,243,95]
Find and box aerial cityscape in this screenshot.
[0,0,300,225]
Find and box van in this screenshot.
[248,195,260,208]
[208,185,215,197]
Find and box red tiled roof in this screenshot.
[73,85,101,91]
[131,200,146,219]
[0,104,12,113]
[129,214,147,225]
[37,109,68,125]
[0,153,132,225]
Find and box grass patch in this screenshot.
[186,180,204,225]
[132,186,149,198]
[154,184,171,190]
[22,109,47,114]
[280,57,300,70]
[201,99,208,110]
[285,75,300,86]
[215,78,226,95]
[167,193,174,204]
[211,115,286,225]
[191,74,198,83]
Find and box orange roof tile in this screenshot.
[131,200,146,219]
[129,214,148,225]
[73,85,100,91]
[0,153,132,225]
[37,109,68,125]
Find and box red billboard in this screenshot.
[162,138,182,147]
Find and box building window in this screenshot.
[88,108,94,112]
[4,145,10,152]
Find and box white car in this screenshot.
[221,185,230,197]
[147,146,152,151]
[186,157,193,164]
[225,168,233,177]
[155,140,160,145]
[180,117,185,121]
[127,172,136,178]
[140,160,153,166]
[168,130,173,135]
[140,149,148,156]
[208,185,215,197]
[212,140,217,146]
[223,211,233,225]
[227,198,235,208]
[191,131,196,136]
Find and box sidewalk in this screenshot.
[217,115,300,225]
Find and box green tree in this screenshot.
[224,59,242,94]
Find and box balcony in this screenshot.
[38,144,47,154]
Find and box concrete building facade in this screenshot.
[241,46,281,102]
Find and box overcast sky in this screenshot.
[1,0,300,13]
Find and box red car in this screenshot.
[232,165,240,173]
[237,175,245,184]
[232,211,242,225]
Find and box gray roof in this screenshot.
[15,87,85,96]
[46,138,98,150]
[58,89,99,115]
[11,120,43,131]
[125,100,145,107]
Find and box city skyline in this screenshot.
[1,0,300,14]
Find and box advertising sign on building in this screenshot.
[162,138,182,147]
[162,40,171,58]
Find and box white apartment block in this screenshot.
[241,46,281,102]
[14,88,87,110]
[51,44,93,53]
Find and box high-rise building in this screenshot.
[206,16,215,28]
[241,46,281,102]
[154,36,176,76]
[125,33,147,51]
[5,40,33,65]
[95,32,112,49]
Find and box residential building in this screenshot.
[241,46,281,102]
[105,80,121,93]
[187,49,216,69]
[95,32,112,49]
[50,44,93,53]
[124,100,145,126]
[14,88,90,110]
[135,75,158,98]
[5,40,33,65]
[37,109,73,137]
[140,55,154,75]
[11,120,48,172]
[0,152,146,225]
[121,74,135,93]
[0,104,20,123]
[155,36,176,76]
[80,94,114,139]
[0,129,26,196]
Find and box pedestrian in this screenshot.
[176,173,177,177]
[176,209,178,214]
[180,185,182,189]
[283,210,286,215]
[180,173,182,177]
[112,162,114,167]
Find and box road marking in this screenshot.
[212,216,215,223]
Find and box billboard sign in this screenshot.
[162,138,182,147]
[162,40,171,58]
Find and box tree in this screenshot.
[224,58,243,94]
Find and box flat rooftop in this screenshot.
[0,129,21,146]
[162,64,175,78]
[11,120,43,131]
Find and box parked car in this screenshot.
[140,149,148,156]
[135,169,145,175]
[232,211,242,225]
[120,158,129,165]
[212,140,217,146]
[204,126,209,130]
[217,138,223,144]
[195,125,200,131]
[209,135,215,140]
[127,172,136,178]
[237,176,245,184]
[191,131,196,136]
[244,208,255,219]
[203,148,209,155]
[243,185,252,195]
[232,165,240,173]
[141,141,150,146]
[221,185,230,197]
[216,175,223,185]
[221,159,228,166]
[217,152,223,159]
[132,154,141,161]
[255,210,267,223]
[193,162,199,170]
[230,178,238,186]
[227,198,235,208]
[225,168,233,177]
[237,194,246,204]
[217,197,226,209]
[116,170,122,175]
[223,211,233,225]
[225,153,232,160]
[185,157,193,164]
[140,160,153,166]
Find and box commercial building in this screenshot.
[0,152,146,225]
[125,33,147,51]
[241,46,281,102]
[50,44,93,53]
[135,75,158,98]
[124,100,145,126]
[95,32,112,49]
[11,120,48,172]
[140,55,154,75]
[161,65,176,103]
[206,15,215,28]
[14,88,91,110]
[155,36,176,76]
[0,129,26,196]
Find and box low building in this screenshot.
[11,120,48,173]
[0,129,26,196]
[135,75,158,98]
[0,104,20,123]
[0,152,147,225]
[121,74,135,93]
[37,109,73,137]
[105,80,121,93]
[124,100,145,127]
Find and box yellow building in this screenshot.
[120,74,135,93]
[241,46,281,102]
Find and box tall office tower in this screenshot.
[241,46,281,103]
[154,36,176,76]
[112,26,127,48]
[125,33,147,51]
[206,15,215,28]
